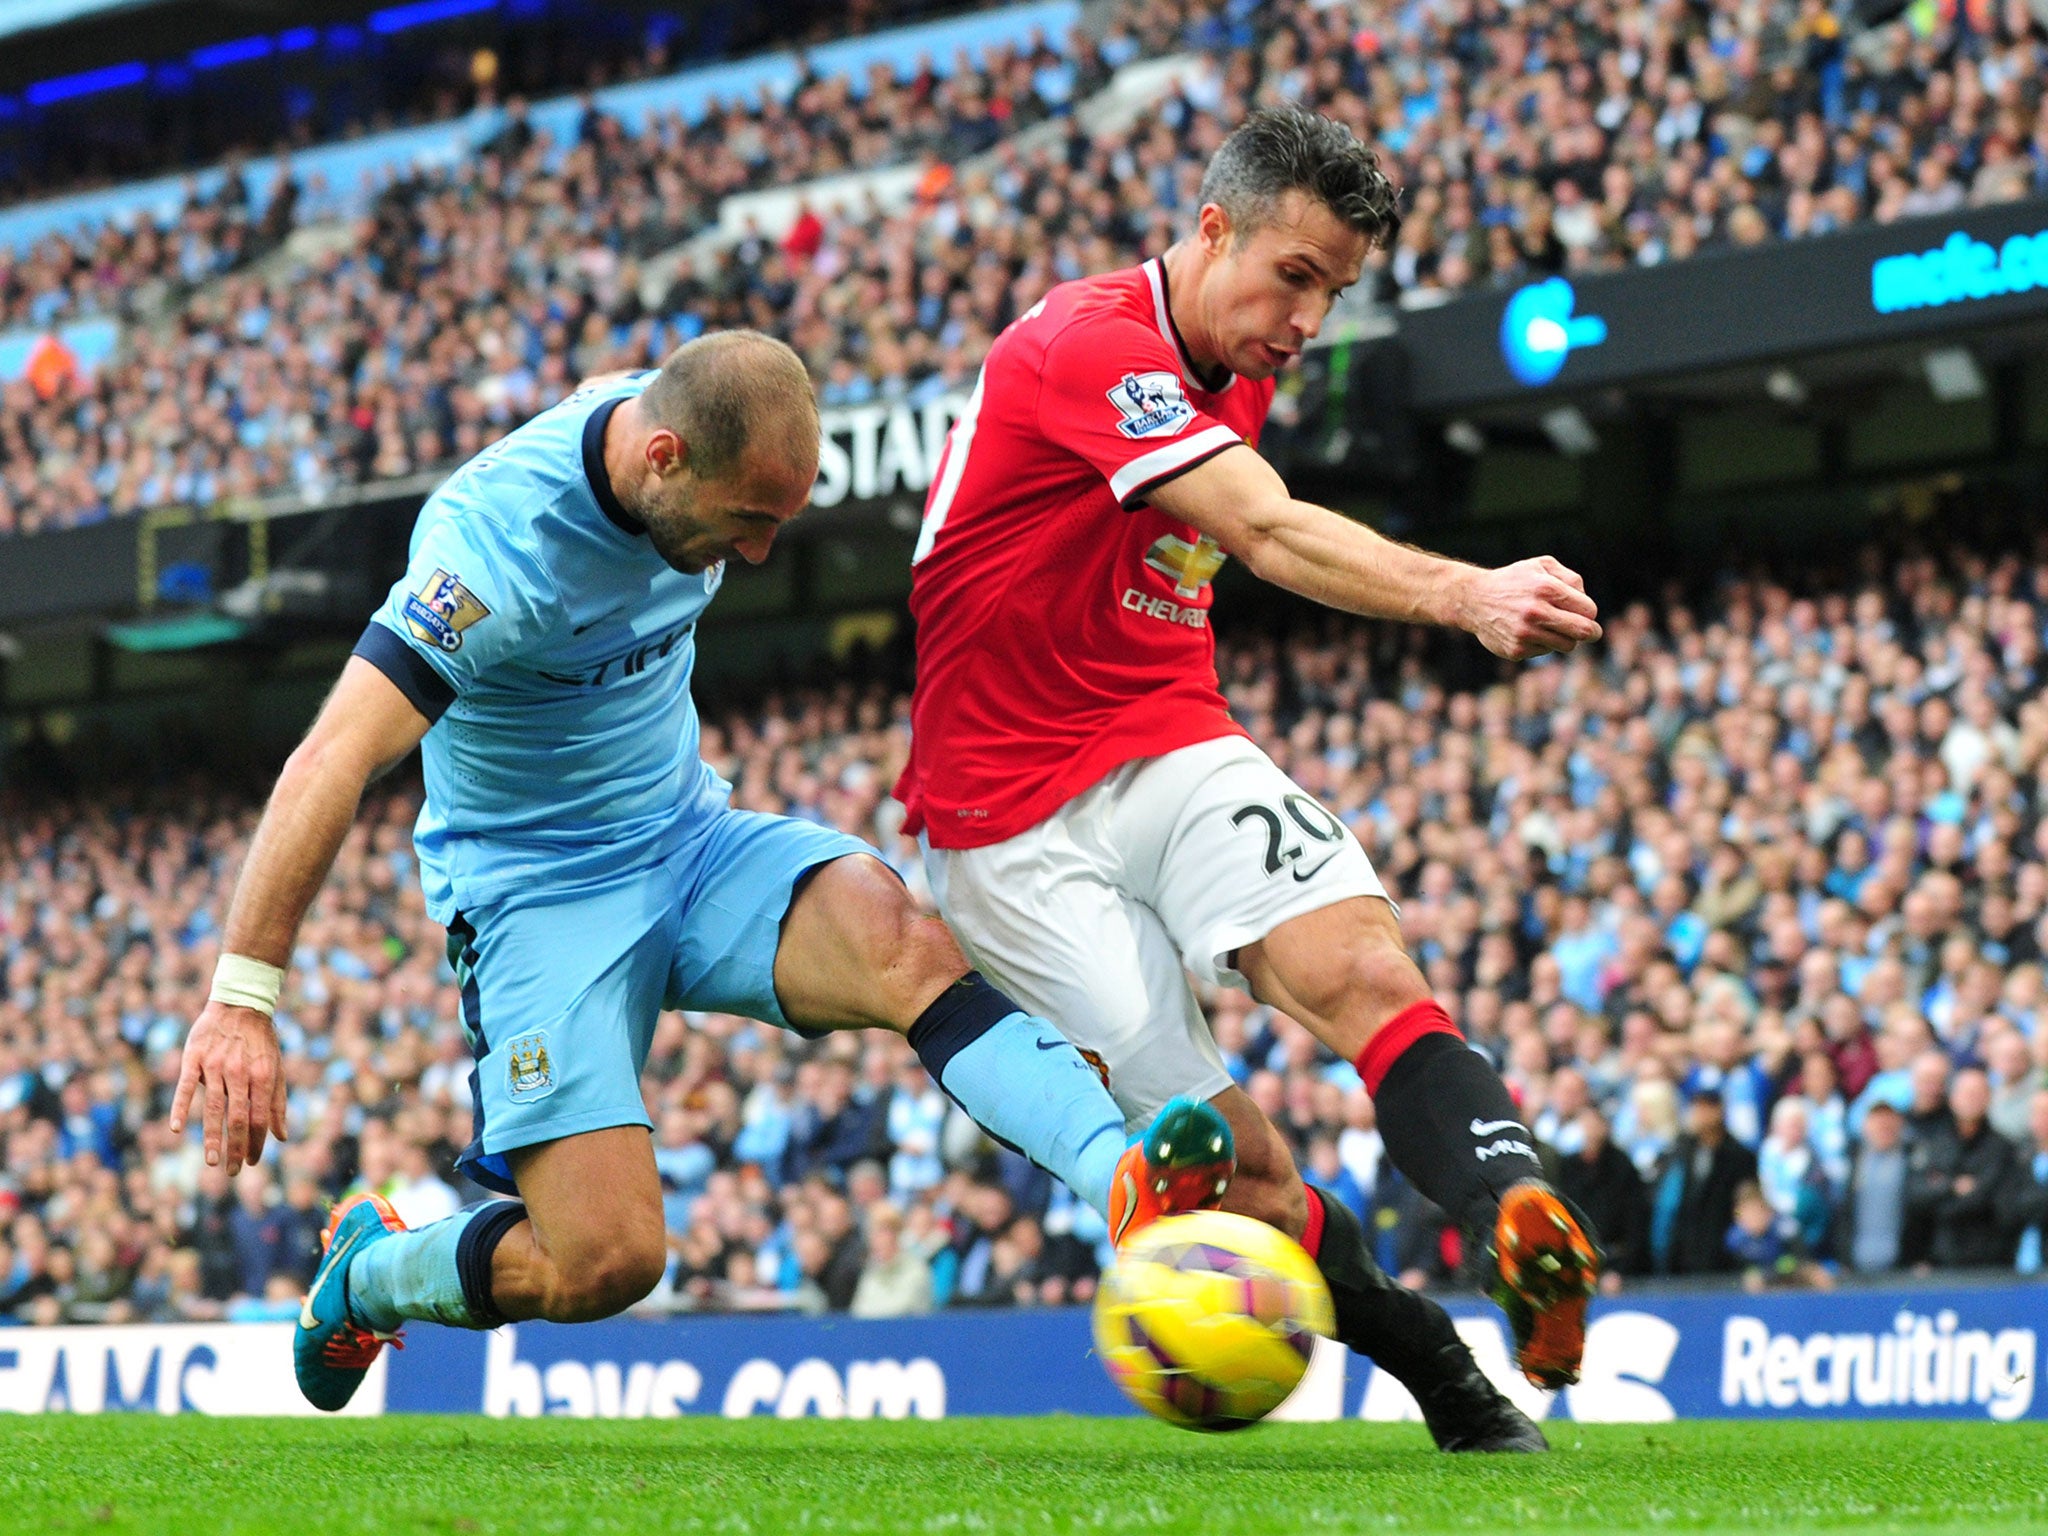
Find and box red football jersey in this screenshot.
[897,257,1274,849]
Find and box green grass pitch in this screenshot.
[8,1417,2043,1535]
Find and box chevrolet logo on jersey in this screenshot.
[403,569,491,653]
[1143,532,1228,598]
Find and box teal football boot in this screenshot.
[294,1192,407,1412]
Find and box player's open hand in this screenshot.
[1460,556,1602,659]
[171,1001,288,1175]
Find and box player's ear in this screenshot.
[648,429,690,479]
[1196,201,1232,257]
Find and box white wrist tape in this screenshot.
[210,954,285,1017]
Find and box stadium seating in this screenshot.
[5,0,2046,536]
[4,535,2047,1320]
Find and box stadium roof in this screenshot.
[0,0,587,96]
[0,0,171,43]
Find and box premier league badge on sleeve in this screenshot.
[403,568,492,653]
[1107,370,1196,439]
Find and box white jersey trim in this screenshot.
[1142,259,1235,397]
[1107,423,1241,504]
[912,366,987,565]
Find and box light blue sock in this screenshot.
[348,1203,513,1332]
[910,978,1126,1217]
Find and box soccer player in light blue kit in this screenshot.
[169,332,1234,1411]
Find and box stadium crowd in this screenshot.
[6,533,2048,1323]
[9,0,2048,536]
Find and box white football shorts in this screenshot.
[922,734,1389,1128]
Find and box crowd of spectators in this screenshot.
[10,0,2048,536]
[7,532,2048,1324]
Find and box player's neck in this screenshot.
[1158,242,1230,389]
[600,398,650,532]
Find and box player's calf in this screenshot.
[1241,906,1601,1385]
[1204,1087,1545,1451]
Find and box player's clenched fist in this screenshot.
[171,1001,288,1175]
[1457,555,1602,660]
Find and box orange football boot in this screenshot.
[1490,1181,1601,1388]
[1108,1096,1235,1247]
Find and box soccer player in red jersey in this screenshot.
[897,108,1601,1438]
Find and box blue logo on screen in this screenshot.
[1871,227,2048,315]
[1500,277,1608,385]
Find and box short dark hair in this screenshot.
[1198,107,1402,249]
[640,329,818,479]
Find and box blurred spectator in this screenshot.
[812,1185,867,1312]
[1756,1098,1834,1255]
[883,1061,947,1202]
[1726,1180,1833,1294]
[1786,1051,1852,1191]
[227,1168,289,1301]
[1985,1029,2042,1145]
[1303,1133,1368,1225]
[277,1172,328,1287]
[188,1165,241,1303]
[1556,1105,1648,1281]
[849,1202,933,1318]
[388,1138,462,1229]
[947,1182,1016,1305]
[1839,1100,1912,1274]
[1996,1090,2048,1276]
[1654,1089,1759,1275]
[1908,1068,2019,1269]
[784,1058,884,1185]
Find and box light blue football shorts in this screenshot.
[449,808,871,1194]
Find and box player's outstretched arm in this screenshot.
[170,658,431,1174]
[1147,444,1602,659]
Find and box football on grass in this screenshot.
[1093,1209,1334,1431]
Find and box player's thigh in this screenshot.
[1118,735,1393,990]
[663,807,915,1030]
[925,829,1229,1130]
[451,875,678,1194]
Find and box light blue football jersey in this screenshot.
[354,372,728,922]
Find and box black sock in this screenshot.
[904,970,1033,1156]
[455,1199,527,1329]
[1308,1188,1466,1382]
[1373,1033,1544,1230]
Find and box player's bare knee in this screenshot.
[548,1238,665,1322]
[873,908,971,1031]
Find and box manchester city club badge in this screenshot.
[505,1032,555,1101]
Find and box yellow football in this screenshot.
[1092,1209,1335,1431]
